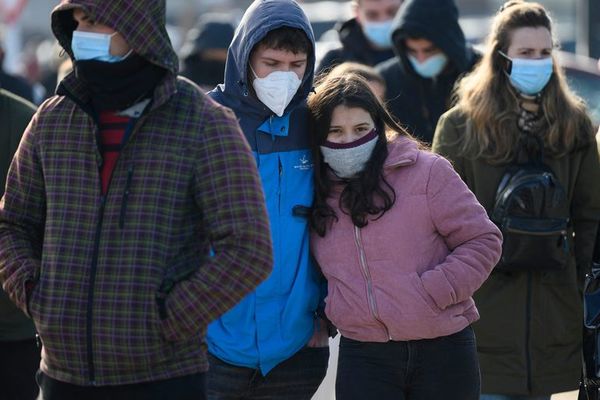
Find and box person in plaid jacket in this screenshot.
[0,1,273,399]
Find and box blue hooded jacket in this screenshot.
[206,0,323,375]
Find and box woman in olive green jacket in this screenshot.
[432,1,600,398]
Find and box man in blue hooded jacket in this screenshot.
[376,0,480,145]
[206,1,330,398]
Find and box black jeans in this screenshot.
[336,326,480,400]
[207,346,329,400]
[0,338,40,400]
[36,371,206,400]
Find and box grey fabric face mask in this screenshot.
[320,130,379,179]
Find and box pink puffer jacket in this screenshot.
[311,135,502,342]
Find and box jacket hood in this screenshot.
[51,0,178,75]
[337,18,369,50]
[390,0,470,72]
[211,0,315,117]
[179,13,235,60]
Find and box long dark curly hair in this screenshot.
[307,74,411,237]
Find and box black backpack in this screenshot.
[490,145,570,272]
[580,234,600,400]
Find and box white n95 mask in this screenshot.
[251,68,302,117]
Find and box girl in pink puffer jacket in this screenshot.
[307,74,502,400]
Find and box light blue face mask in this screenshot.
[362,19,394,49]
[71,30,131,63]
[408,53,448,78]
[500,52,554,95]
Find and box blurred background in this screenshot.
[5,0,599,54]
[0,2,597,399]
[1,0,598,120]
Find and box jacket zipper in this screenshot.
[119,165,134,229]
[505,227,567,237]
[418,82,433,136]
[86,194,105,385]
[278,157,283,214]
[506,227,569,254]
[354,226,391,340]
[86,116,145,384]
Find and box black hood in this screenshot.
[391,0,471,72]
[337,18,371,50]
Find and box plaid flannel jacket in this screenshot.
[0,0,273,383]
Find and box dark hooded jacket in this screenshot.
[179,14,235,90]
[0,89,36,342]
[0,70,35,103]
[316,18,395,73]
[0,0,272,386]
[207,0,324,375]
[376,0,480,144]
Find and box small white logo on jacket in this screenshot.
[294,154,313,171]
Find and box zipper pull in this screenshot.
[119,165,134,229]
[561,231,568,253]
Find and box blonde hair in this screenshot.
[454,0,593,164]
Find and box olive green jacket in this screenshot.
[0,89,36,341]
[432,107,600,396]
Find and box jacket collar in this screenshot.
[57,71,177,115]
[327,135,420,185]
[384,135,420,169]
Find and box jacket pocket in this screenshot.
[324,278,373,335]
[118,164,134,229]
[156,281,201,342]
[368,260,441,318]
[25,279,40,320]
[497,217,569,272]
[409,272,443,315]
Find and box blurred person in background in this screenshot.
[34,39,70,102]
[55,57,72,86]
[19,38,50,104]
[0,41,34,102]
[377,0,480,145]
[322,61,386,99]
[316,0,402,73]
[0,88,38,400]
[179,13,235,91]
[0,0,28,75]
[0,0,273,398]
[206,0,331,398]
[432,1,600,398]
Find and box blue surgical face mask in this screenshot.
[362,19,394,49]
[408,53,448,78]
[500,51,554,95]
[72,30,132,63]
